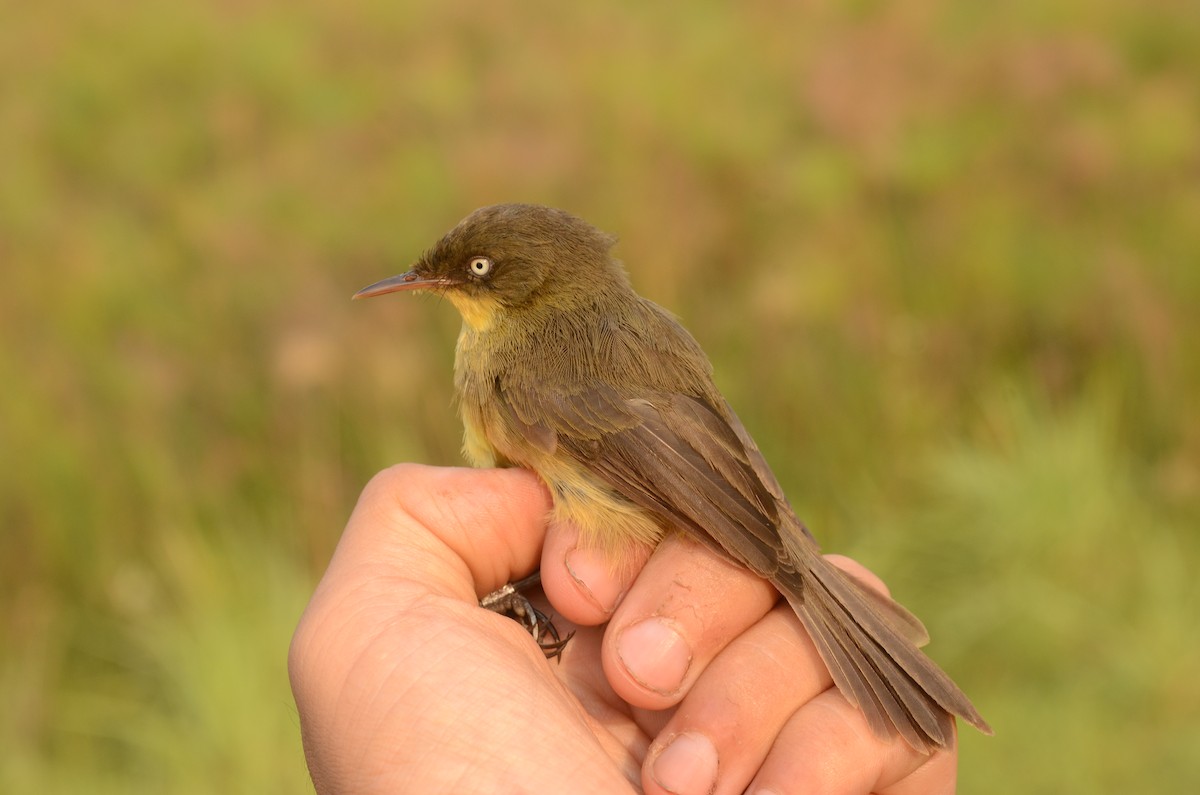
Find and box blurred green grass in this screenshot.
[2,1,1198,791]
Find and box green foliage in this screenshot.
[2,0,1197,791]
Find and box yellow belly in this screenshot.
[461,400,665,558]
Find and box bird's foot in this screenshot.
[479,572,573,659]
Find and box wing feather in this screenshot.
[490,370,989,749]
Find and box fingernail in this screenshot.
[651,732,718,795]
[616,617,692,695]
[564,546,623,613]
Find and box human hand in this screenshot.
[289,465,958,794]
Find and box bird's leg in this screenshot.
[479,571,573,659]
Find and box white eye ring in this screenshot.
[469,256,493,277]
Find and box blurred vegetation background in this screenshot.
[2,0,1197,791]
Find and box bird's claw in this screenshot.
[479,572,573,660]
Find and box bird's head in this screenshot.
[354,204,627,331]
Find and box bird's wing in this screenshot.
[501,381,798,578]
[500,379,930,644]
[500,379,980,750]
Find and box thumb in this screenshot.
[325,463,553,606]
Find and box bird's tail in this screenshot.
[776,547,992,752]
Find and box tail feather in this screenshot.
[778,551,992,751]
[799,592,900,739]
[837,567,930,647]
[820,583,954,743]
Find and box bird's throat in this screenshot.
[446,292,502,332]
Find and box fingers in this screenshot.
[540,537,891,705]
[542,526,786,708]
[634,555,955,795]
[291,464,554,736]
[824,553,891,598]
[747,690,957,795]
[290,465,642,795]
[292,464,556,704]
[332,463,553,602]
[605,533,779,708]
[544,536,957,795]
[292,464,560,745]
[641,602,830,795]
[540,518,651,626]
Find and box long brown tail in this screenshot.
[775,551,992,752]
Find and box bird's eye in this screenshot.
[468,257,493,277]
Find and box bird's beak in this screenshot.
[352,270,455,299]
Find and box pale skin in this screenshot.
[289,464,959,794]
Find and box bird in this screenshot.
[353,203,991,752]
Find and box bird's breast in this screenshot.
[454,333,666,556]
[454,350,534,469]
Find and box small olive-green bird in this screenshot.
[355,203,991,751]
